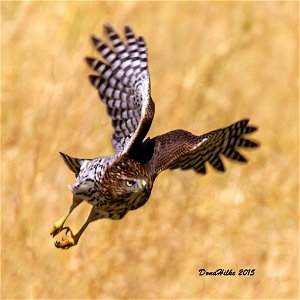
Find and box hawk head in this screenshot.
[100,157,153,209]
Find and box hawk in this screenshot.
[51,24,259,249]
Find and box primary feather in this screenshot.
[86,24,154,155]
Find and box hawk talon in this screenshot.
[54,238,76,249]
[54,227,76,249]
[50,226,62,237]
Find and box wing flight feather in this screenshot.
[86,24,155,155]
[152,119,259,174]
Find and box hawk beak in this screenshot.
[138,179,148,191]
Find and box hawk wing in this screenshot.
[86,24,155,155]
[152,119,259,174]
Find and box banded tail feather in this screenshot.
[59,152,89,177]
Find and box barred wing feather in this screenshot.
[86,24,155,155]
[154,119,259,174]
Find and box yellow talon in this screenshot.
[54,227,76,249]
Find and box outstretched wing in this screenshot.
[152,119,259,174]
[86,24,155,155]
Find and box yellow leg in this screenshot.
[50,211,70,237]
[54,207,98,249]
[50,197,83,237]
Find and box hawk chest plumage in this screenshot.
[69,155,153,218]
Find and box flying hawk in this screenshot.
[51,24,259,249]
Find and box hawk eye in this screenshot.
[125,180,136,187]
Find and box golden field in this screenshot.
[1,1,299,299]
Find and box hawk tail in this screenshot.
[59,152,89,176]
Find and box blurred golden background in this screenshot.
[2,1,298,299]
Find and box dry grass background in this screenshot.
[1,1,299,299]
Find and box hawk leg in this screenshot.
[50,197,83,237]
[50,211,70,237]
[54,207,99,249]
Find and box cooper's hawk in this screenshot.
[51,24,259,249]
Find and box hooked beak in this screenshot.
[137,179,148,192]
